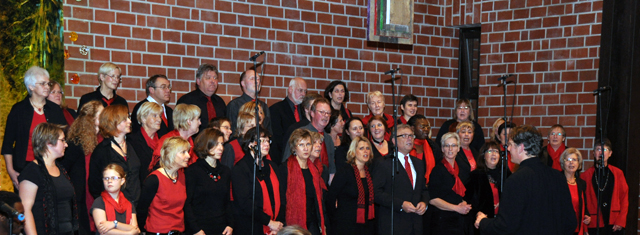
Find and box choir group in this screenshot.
[0,63,629,235]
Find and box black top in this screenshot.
[478,157,577,235]
[429,162,464,206]
[176,89,226,133]
[88,138,141,204]
[333,104,353,121]
[18,162,75,234]
[302,169,319,226]
[435,119,485,152]
[184,159,233,234]
[453,148,476,184]
[334,144,349,172]
[130,99,174,138]
[78,87,128,110]
[1,96,66,172]
[371,140,394,168]
[326,165,376,235]
[464,167,510,235]
[592,166,614,223]
[60,141,92,234]
[127,130,155,183]
[91,196,137,234]
[220,137,244,169]
[231,154,285,235]
[227,93,272,133]
[269,97,303,164]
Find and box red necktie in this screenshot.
[161,107,168,127]
[405,156,413,187]
[318,132,329,167]
[206,96,216,121]
[102,97,114,106]
[294,105,300,122]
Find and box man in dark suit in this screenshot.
[226,69,271,133]
[130,74,174,137]
[373,124,430,235]
[176,64,226,132]
[269,77,307,163]
[474,125,576,235]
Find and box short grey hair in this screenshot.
[24,66,50,95]
[441,132,460,148]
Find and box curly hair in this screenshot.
[509,125,543,156]
[67,100,102,155]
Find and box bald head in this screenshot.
[288,77,307,105]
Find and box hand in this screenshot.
[583,215,591,225]
[130,227,141,235]
[222,226,233,235]
[612,225,623,231]
[194,230,206,235]
[97,221,114,234]
[268,220,283,233]
[475,212,487,229]
[7,169,19,188]
[402,201,416,213]
[414,202,427,215]
[456,201,472,215]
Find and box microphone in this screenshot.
[592,86,611,95]
[497,74,515,81]
[384,68,401,75]
[0,201,25,221]
[249,51,265,61]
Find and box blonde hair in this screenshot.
[160,137,191,170]
[366,91,384,104]
[456,121,474,132]
[288,129,312,155]
[235,112,256,137]
[346,136,372,165]
[559,147,582,172]
[98,62,122,85]
[137,102,163,125]
[239,101,264,122]
[440,132,460,147]
[173,104,201,130]
[491,118,505,142]
[310,131,324,143]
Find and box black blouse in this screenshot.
[88,138,141,204]
[326,165,376,235]
[78,88,128,110]
[184,159,233,234]
[127,130,154,183]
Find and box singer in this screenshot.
[0,191,24,235]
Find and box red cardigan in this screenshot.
[580,165,628,228]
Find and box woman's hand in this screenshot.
[414,202,427,215]
[475,212,487,229]
[97,220,115,234]
[268,220,283,233]
[194,230,206,235]
[583,215,591,225]
[612,225,623,231]
[222,226,233,235]
[456,201,472,215]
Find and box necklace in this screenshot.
[29,98,44,112]
[163,168,177,184]
[566,178,576,184]
[112,139,127,159]
[371,138,384,145]
[595,169,610,191]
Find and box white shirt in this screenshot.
[146,96,167,118]
[397,152,416,189]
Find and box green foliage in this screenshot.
[0,0,65,191]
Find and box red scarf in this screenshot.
[141,127,159,150]
[411,139,436,184]
[441,158,465,197]
[352,164,374,224]
[230,139,245,165]
[63,108,75,126]
[100,191,132,224]
[399,116,408,124]
[285,157,326,234]
[462,148,477,171]
[149,130,196,171]
[547,143,565,171]
[259,165,282,235]
[102,97,115,106]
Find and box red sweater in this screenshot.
[145,170,187,233]
[581,165,628,228]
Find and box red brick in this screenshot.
[152,4,171,17]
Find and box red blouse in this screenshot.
[568,183,580,233]
[26,111,47,162]
[145,170,187,233]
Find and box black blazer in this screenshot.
[88,138,141,203]
[78,88,128,110]
[453,147,477,184]
[130,99,174,138]
[176,89,226,133]
[373,154,430,235]
[327,164,376,235]
[1,96,66,172]
[127,130,155,183]
[269,97,302,164]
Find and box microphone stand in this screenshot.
[593,87,608,235]
[384,68,400,235]
[498,75,510,192]
[249,51,265,235]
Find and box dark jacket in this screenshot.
[435,119,485,152]
[1,96,66,172]
[326,164,376,235]
[269,97,303,164]
[184,159,233,234]
[130,98,174,138]
[127,130,155,183]
[463,167,511,235]
[88,138,141,204]
[78,87,128,110]
[373,154,430,235]
[176,89,226,132]
[478,157,576,235]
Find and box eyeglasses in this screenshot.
[36,81,53,87]
[153,85,172,90]
[486,149,499,154]
[260,138,271,144]
[50,90,64,95]
[396,134,415,139]
[316,110,331,116]
[564,158,578,162]
[297,143,312,148]
[595,148,610,152]
[444,144,459,149]
[105,74,122,81]
[457,106,469,110]
[58,138,67,143]
[550,133,564,137]
[103,176,122,181]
